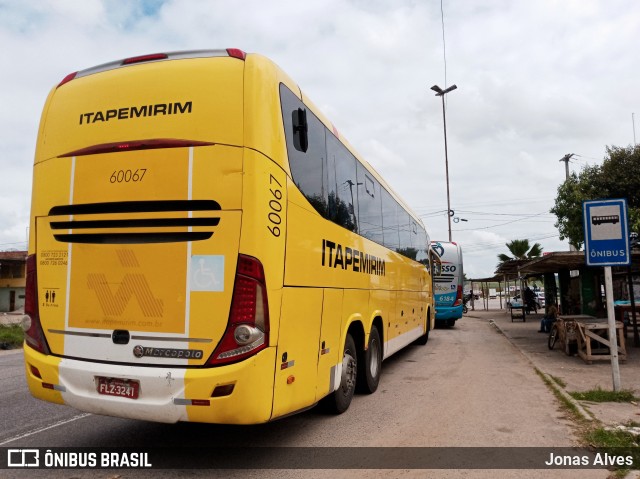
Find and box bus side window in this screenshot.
[397,209,415,259]
[327,133,358,233]
[280,84,328,217]
[356,165,383,244]
[415,225,429,266]
[381,189,399,251]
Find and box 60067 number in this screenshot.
[268,174,283,237]
[110,169,147,183]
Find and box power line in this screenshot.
[573,153,602,162]
[416,202,556,218]
[461,233,561,253]
[464,242,556,254]
[453,211,551,231]
[455,209,555,218]
[414,196,553,210]
[0,241,27,247]
[422,196,553,211]
[463,231,559,247]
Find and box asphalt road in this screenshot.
[0,316,610,479]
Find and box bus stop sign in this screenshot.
[583,198,630,267]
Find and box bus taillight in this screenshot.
[57,72,78,88]
[60,139,214,157]
[208,255,269,366]
[122,53,169,65]
[226,48,246,60]
[453,285,463,307]
[23,254,50,355]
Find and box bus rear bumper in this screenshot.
[24,345,276,424]
[435,306,463,321]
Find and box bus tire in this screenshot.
[325,333,357,414]
[413,318,430,345]
[357,326,382,394]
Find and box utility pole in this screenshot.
[559,153,574,180]
[560,153,576,251]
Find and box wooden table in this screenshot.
[614,304,640,338]
[563,315,627,364]
[509,302,525,322]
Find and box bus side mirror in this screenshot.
[292,108,308,152]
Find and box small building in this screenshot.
[0,250,27,312]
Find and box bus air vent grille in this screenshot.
[47,200,220,244]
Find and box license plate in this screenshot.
[96,376,140,399]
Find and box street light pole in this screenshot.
[431,84,457,242]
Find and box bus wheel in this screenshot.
[413,318,430,345]
[326,333,357,414]
[357,326,382,394]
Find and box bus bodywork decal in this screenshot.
[79,102,193,125]
[321,239,386,276]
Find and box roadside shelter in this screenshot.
[518,251,640,347]
[468,250,640,346]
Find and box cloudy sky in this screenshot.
[1,0,638,278]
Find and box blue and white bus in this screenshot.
[431,241,464,327]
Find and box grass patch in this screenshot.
[611,469,632,479]
[549,375,567,388]
[536,369,640,474]
[585,426,640,448]
[0,324,24,349]
[569,387,638,403]
[585,427,640,475]
[534,368,583,421]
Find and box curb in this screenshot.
[537,370,594,421]
[0,314,26,326]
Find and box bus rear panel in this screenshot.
[25,50,284,424]
[431,241,464,326]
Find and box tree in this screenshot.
[551,145,640,249]
[497,239,543,265]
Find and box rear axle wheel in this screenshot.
[357,326,382,394]
[324,333,357,414]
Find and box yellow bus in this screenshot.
[24,49,434,424]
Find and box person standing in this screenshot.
[539,302,558,333]
[524,286,537,314]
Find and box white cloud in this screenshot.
[1,0,638,277]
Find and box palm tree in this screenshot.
[497,239,543,265]
[497,239,543,308]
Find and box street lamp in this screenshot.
[431,84,457,242]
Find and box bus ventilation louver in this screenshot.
[48,200,220,244]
